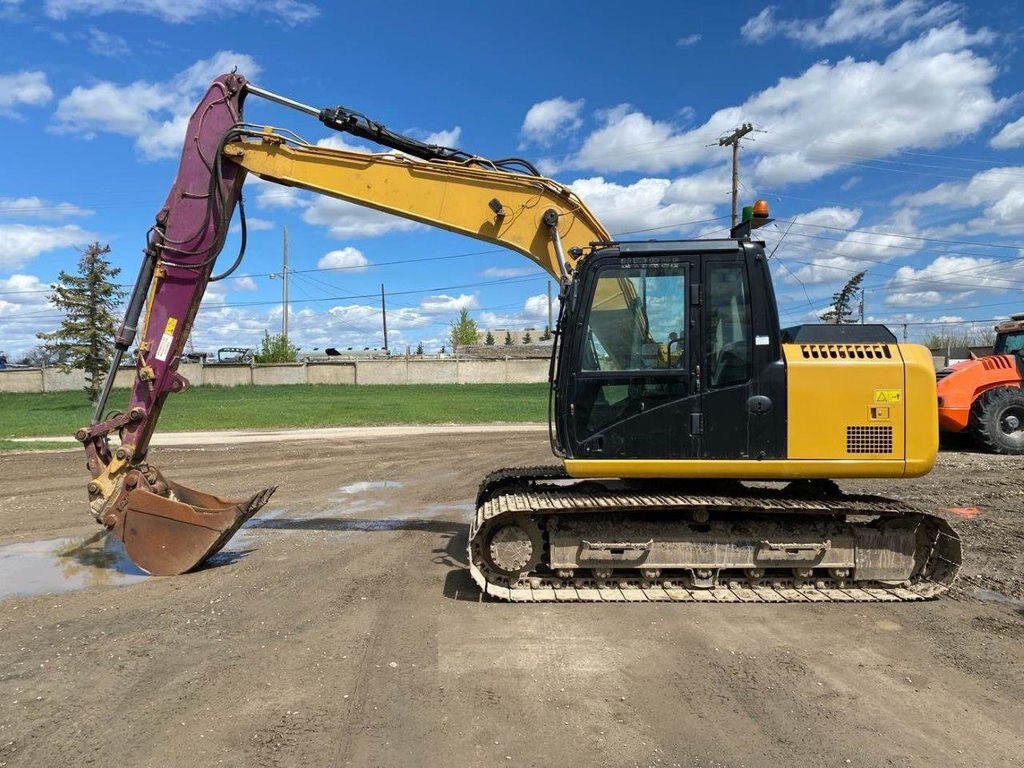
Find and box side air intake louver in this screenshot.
[846,425,893,454]
[800,344,893,360]
[982,355,1014,371]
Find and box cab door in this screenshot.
[562,255,702,459]
[699,256,757,458]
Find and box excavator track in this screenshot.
[469,467,961,603]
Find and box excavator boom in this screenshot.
[79,74,609,575]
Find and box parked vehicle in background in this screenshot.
[937,313,1024,454]
[213,347,254,364]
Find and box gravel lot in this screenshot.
[1,430,1022,767]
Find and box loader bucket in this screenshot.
[105,470,276,576]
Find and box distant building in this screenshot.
[476,328,549,345]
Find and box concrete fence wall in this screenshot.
[0,358,548,394]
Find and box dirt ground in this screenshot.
[1,432,1022,768]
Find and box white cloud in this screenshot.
[0,196,92,219]
[0,224,97,269]
[741,1,965,47]
[523,294,551,322]
[568,175,721,236]
[899,165,1024,236]
[418,294,478,314]
[317,247,369,272]
[303,196,421,239]
[884,255,1024,306]
[676,33,701,47]
[86,27,130,57]
[245,216,273,231]
[247,175,306,209]
[230,216,273,234]
[423,127,461,147]
[316,134,371,153]
[521,97,585,148]
[991,116,1024,150]
[231,276,258,291]
[479,266,538,278]
[0,273,49,302]
[566,104,706,174]
[0,274,61,356]
[479,293,551,330]
[559,24,1005,189]
[0,71,53,116]
[53,51,260,159]
[44,0,319,24]
[767,206,923,285]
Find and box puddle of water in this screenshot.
[0,532,148,600]
[336,480,402,495]
[205,505,289,563]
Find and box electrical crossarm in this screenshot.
[78,73,960,603]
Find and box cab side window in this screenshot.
[705,263,751,388]
[581,267,687,372]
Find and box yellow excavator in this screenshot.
[77,73,960,602]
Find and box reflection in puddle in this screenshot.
[336,480,402,495]
[248,500,475,535]
[0,532,148,600]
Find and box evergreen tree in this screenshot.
[440,344,447,354]
[522,331,533,344]
[484,331,495,346]
[540,326,552,341]
[820,271,866,325]
[504,331,513,346]
[448,307,480,349]
[38,243,125,402]
[416,341,424,355]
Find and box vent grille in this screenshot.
[982,355,1013,371]
[846,425,893,454]
[800,344,893,360]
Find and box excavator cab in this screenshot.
[555,240,785,462]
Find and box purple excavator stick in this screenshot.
[77,73,275,575]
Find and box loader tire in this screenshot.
[970,386,1024,455]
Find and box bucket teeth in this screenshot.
[104,467,277,576]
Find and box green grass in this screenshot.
[0,439,76,452]
[0,383,549,438]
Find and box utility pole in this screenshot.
[718,123,754,228]
[547,281,553,333]
[270,226,290,342]
[282,226,289,342]
[380,283,389,353]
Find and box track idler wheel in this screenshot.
[100,467,276,576]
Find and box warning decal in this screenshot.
[873,389,902,404]
[154,317,177,362]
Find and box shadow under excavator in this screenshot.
[246,515,483,602]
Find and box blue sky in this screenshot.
[1,0,1023,356]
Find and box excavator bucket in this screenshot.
[105,469,276,576]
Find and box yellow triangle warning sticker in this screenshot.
[874,389,902,403]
